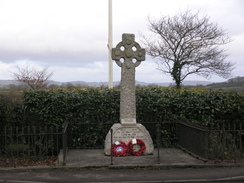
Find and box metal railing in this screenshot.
[0,125,65,167]
[1,119,242,167]
[178,121,244,162]
[178,122,208,161]
[208,123,243,162]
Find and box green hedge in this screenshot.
[22,88,120,126]
[20,86,244,126]
[0,93,24,127]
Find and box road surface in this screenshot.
[0,167,244,182]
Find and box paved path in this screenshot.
[1,148,243,171]
[1,148,244,182]
[56,148,207,168]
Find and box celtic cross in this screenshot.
[112,34,145,125]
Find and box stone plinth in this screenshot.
[104,123,154,155]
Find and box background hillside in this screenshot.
[0,79,212,88]
[205,76,244,93]
[0,77,244,94]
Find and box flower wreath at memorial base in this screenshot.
[128,139,146,156]
[111,141,128,157]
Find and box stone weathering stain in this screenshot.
[112,33,145,125]
[104,34,154,155]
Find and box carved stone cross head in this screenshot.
[112,34,145,69]
[111,34,145,125]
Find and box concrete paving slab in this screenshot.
[56,148,207,168]
[1,148,244,171]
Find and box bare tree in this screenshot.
[142,10,235,89]
[11,64,53,89]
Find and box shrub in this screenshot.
[0,93,24,128]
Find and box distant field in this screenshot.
[0,89,9,94]
[205,86,244,94]
[0,88,22,95]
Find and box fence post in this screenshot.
[239,123,242,160]
[205,124,209,162]
[62,121,68,166]
[156,123,161,164]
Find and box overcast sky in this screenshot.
[0,0,243,84]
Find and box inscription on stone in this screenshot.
[113,128,144,141]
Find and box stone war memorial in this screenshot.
[104,33,154,156]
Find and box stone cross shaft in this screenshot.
[112,34,145,125]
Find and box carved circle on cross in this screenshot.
[112,34,145,68]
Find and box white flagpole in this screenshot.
[108,0,113,89]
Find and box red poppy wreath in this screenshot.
[128,139,146,156]
[111,141,128,157]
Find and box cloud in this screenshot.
[51,60,120,82]
[0,0,108,65]
[0,0,243,82]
